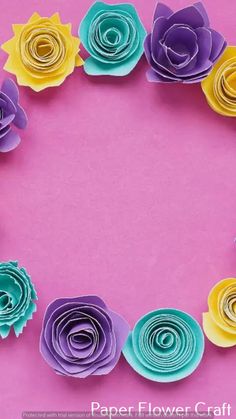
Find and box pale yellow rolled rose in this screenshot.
[1,13,83,91]
[202,47,236,117]
[203,278,236,347]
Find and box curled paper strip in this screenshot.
[203,278,236,347]
[202,47,236,116]
[79,1,146,76]
[144,2,226,83]
[123,308,204,382]
[2,13,84,91]
[0,79,27,152]
[40,295,130,378]
[0,261,37,338]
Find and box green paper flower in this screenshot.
[79,2,146,76]
[123,308,204,382]
[0,261,37,338]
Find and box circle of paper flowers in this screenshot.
[201,47,236,116]
[123,308,204,382]
[144,2,226,83]
[40,295,130,378]
[79,1,146,76]
[1,13,84,92]
[0,79,27,152]
[203,278,236,347]
[0,261,37,339]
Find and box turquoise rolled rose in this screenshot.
[0,261,37,338]
[123,308,204,382]
[79,1,146,76]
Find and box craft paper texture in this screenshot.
[0,0,236,418]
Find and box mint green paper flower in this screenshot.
[0,261,37,338]
[123,308,204,382]
[79,2,146,76]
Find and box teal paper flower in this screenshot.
[123,308,204,382]
[79,2,146,76]
[0,261,37,338]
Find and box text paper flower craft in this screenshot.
[0,261,37,339]
[203,278,236,347]
[1,13,84,92]
[0,79,27,152]
[40,295,130,377]
[202,47,236,116]
[79,1,146,76]
[144,2,226,83]
[123,308,204,382]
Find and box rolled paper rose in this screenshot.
[144,2,226,83]
[40,295,130,377]
[79,2,146,76]
[123,308,204,382]
[0,261,37,338]
[0,79,27,152]
[203,278,236,347]
[202,47,236,116]
[1,13,84,92]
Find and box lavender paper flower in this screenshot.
[0,79,27,152]
[40,295,130,378]
[144,2,226,83]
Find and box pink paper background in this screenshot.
[0,0,236,417]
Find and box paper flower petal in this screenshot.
[203,278,236,347]
[40,295,130,378]
[0,130,20,152]
[202,46,236,116]
[203,312,236,347]
[79,2,146,76]
[123,308,204,382]
[1,13,83,91]
[0,79,27,152]
[0,261,37,338]
[145,2,226,83]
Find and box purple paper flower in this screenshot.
[0,79,27,152]
[40,295,130,378]
[144,2,226,83]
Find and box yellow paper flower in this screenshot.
[1,12,84,92]
[202,46,236,117]
[203,278,236,347]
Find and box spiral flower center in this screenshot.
[0,291,12,311]
[220,285,236,326]
[89,12,138,62]
[19,25,66,73]
[136,314,196,374]
[214,58,236,112]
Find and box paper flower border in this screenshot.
[0,2,235,117]
[0,0,235,385]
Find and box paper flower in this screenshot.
[79,2,146,76]
[0,79,27,152]
[1,13,84,92]
[40,295,130,378]
[201,47,236,116]
[0,261,37,338]
[203,278,236,347]
[123,308,204,382]
[144,2,226,83]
